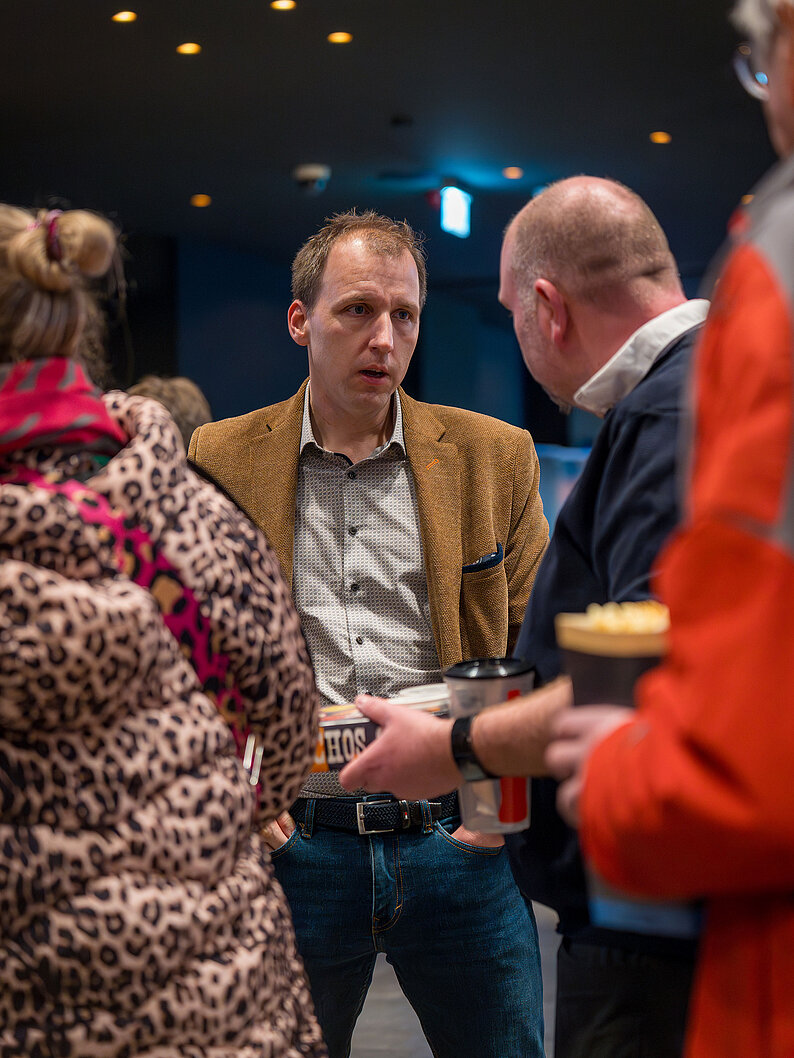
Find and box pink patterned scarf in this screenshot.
[0,356,127,458]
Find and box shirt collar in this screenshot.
[299,382,406,459]
[573,299,710,417]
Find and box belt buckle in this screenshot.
[356,799,408,835]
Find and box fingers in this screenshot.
[277,811,295,838]
[338,750,376,792]
[547,706,635,826]
[550,704,633,741]
[556,775,583,828]
[544,736,583,781]
[339,699,401,792]
[353,694,392,722]
[341,704,455,799]
[260,811,295,850]
[451,825,505,849]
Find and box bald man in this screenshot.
[341,177,707,1058]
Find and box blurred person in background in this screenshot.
[129,372,212,451]
[545,2,794,1056]
[0,204,325,1056]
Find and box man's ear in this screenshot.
[781,9,794,107]
[534,278,569,349]
[287,300,310,347]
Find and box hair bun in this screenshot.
[0,202,119,362]
[6,209,117,295]
[53,211,116,279]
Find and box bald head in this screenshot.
[499,177,688,408]
[505,176,682,311]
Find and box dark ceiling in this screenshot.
[0,0,777,301]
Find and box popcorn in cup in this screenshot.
[555,601,700,938]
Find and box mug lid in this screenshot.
[443,656,534,680]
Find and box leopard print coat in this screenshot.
[0,392,326,1057]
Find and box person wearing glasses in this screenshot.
[543,3,794,1056]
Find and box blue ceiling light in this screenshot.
[440,185,471,238]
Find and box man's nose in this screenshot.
[369,313,394,351]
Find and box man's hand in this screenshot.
[545,706,633,827]
[339,695,459,799]
[450,824,504,849]
[261,811,296,850]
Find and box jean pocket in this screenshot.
[434,822,504,857]
[268,828,301,860]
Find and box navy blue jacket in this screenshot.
[507,325,700,944]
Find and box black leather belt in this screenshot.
[292,792,459,835]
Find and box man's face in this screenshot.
[289,237,421,423]
[498,227,571,407]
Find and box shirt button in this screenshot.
[347,469,356,480]
[350,583,360,593]
[355,635,364,645]
[348,526,358,536]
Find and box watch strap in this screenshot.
[450,714,497,782]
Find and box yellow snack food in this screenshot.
[582,600,669,634]
[555,600,669,657]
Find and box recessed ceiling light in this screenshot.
[112,10,137,22]
[741,193,754,204]
[271,0,296,8]
[176,42,202,55]
[327,31,353,44]
[502,166,524,180]
[650,131,672,144]
[191,194,212,208]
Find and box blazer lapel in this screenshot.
[401,391,463,668]
[244,383,306,588]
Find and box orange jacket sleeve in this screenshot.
[580,243,794,899]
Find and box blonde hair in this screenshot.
[0,205,117,368]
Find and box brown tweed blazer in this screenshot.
[189,380,548,668]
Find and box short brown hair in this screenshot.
[291,209,427,310]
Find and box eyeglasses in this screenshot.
[734,42,770,101]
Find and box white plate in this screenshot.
[393,682,449,705]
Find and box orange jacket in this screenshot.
[580,158,794,1058]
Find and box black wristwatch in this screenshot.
[450,715,497,782]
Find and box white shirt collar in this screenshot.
[573,299,710,417]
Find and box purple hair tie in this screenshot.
[44,209,63,263]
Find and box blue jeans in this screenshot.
[271,800,544,1058]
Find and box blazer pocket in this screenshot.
[459,557,509,660]
[461,541,504,575]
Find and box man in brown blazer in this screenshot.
[188,209,548,1058]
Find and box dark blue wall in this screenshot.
[175,238,532,430]
[177,239,305,420]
